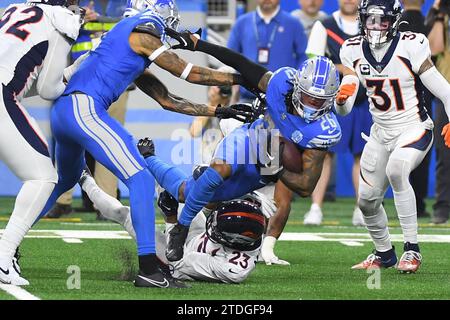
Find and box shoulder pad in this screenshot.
[133,22,162,38]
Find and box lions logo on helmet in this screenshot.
[206,200,265,251]
[124,0,180,31]
[291,56,340,123]
[358,0,403,48]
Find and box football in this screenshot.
[280,137,303,173]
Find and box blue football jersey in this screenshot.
[265,67,342,150]
[65,10,166,107]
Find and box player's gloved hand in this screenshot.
[250,94,267,121]
[442,123,450,148]
[261,237,290,266]
[215,104,253,123]
[247,190,277,219]
[336,83,357,105]
[165,27,202,51]
[137,137,155,158]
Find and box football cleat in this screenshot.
[165,223,189,262]
[78,167,93,188]
[134,268,188,288]
[397,251,422,274]
[0,263,29,286]
[352,249,397,270]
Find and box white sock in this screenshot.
[0,180,54,266]
[310,203,321,211]
[393,186,418,244]
[363,206,392,252]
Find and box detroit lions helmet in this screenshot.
[206,200,265,251]
[124,0,180,30]
[291,56,340,123]
[358,0,403,48]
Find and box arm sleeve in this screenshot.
[175,251,255,284]
[420,66,450,121]
[196,39,269,90]
[36,31,72,100]
[306,21,327,57]
[334,74,360,116]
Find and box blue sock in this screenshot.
[178,167,224,226]
[125,169,156,255]
[145,156,188,201]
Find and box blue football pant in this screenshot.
[38,93,156,255]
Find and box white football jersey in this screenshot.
[0,3,81,100]
[340,32,432,129]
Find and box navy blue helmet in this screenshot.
[358,0,403,47]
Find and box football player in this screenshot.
[142,38,343,262]
[335,0,450,273]
[32,0,251,288]
[79,168,268,284]
[0,0,84,285]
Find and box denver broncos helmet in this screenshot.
[358,0,403,48]
[206,200,265,251]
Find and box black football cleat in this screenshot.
[158,190,179,218]
[134,268,188,288]
[165,223,189,262]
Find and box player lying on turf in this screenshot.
[28,0,253,288]
[219,117,293,266]
[139,54,343,262]
[0,0,84,285]
[79,168,271,284]
[335,0,450,273]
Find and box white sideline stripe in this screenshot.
[62,238,83,244]
[340,241,364,247]
[0,284,40,300]
[1,230,450,243]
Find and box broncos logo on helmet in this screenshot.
[206,200,265,251]
[358,0,403,48]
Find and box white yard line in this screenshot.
[0,284,40,300]
[62,238,83,244]
[339,241,364,247]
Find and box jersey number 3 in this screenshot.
[366,79,405,111]
[0,6,43,41]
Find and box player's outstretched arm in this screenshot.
[165,28,273,93]
[135,70,252,121]
[279,149,327,197]
[129,32,242,87]
[418,57,450,147]
[334,66,359,116]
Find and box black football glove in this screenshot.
[137,137,155,159]
[158,190,179,218]
[165,27,202,51]
[214,103,254,123]
[250,94,267,121]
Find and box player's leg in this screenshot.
[0,94,58,285]
[261,182,292,265]
[70,94,184,287]
[353,134,396,269]
[350,102,372,226]
[386,128,433,273]
[79,169,134,238]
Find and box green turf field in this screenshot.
[0,197,449,300]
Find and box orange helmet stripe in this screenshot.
[220,212,265,225]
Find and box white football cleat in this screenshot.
[397,250,422,273]
[303,204,323,225]
[352,207,366,227]
[0,263,29,286]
